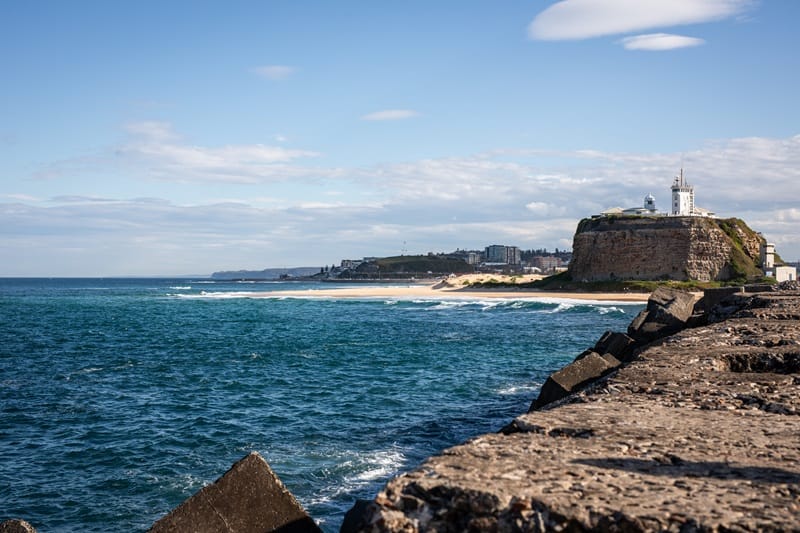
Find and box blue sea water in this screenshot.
[0,278,644,531]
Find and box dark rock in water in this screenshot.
[627,286,695,342]
[0,520,37,533]
[530,352,618,410]
[149,451,320,533]
[340,499,378,533]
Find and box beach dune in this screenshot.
[256,274,650,302]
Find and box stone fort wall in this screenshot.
[568,216,761,282]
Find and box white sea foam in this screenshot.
[497,383,541,395]
[170,291,269,299]
[597,305,625,315]
[169,286,192,290]
[351,448,405,483]
[306,447,406,508]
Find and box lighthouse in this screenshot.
[671,168,695,216]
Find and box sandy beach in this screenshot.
[252,274,651,302]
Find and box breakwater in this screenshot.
[354,287,800,531]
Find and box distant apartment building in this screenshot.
[466,252,482,265]
[484,245,521,265]
[530,255,563,272]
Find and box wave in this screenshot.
[305,447,406,509]
[496,382,541,396]
[164,291,639,321]
[168,291,285,300]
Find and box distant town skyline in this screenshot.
[2,1,799,276]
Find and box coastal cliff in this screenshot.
[569,216,764,282]
[351,288,800,531]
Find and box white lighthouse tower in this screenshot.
[671,168,695,216]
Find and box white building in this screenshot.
[760,241,796,281]
[760,242,775,270]
[775,266,797,282]
[671,169,695,216]
[669,169,716,217]
[597,170,715,218]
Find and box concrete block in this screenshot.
[530,353,617,410]
[149,452,320,533]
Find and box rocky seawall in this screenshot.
[350,287,800,531]
[569,216,764,282]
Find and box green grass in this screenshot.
[463,269,776,293]
[374,255,474,275]
[713,218,765,283]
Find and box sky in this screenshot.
[1,0,799,276]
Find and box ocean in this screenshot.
[0,278,644,532]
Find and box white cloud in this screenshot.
[251,65,297,80]
[528,0,753,40]
[361,109,420,121]
[620,33,705,51]
[525,201,568,217]
[119,121,327,184]
[2,193,41,202]
[124,121,179,141]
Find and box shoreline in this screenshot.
[247,281,651,303]
[236,273,650,302]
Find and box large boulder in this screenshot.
[628,287,696,343]
[529,352,619,411]
[149,452,320,533]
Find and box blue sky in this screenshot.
[2,0,798,276]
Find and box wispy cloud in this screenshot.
[118,121,327,184]
[620,33,705,51]
[2,193,41,202]
[361,109,421,121]
[31,121,331,184]
[251,65,297,80]
[528,0,753,41]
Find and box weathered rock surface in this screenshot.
[530,352,619,410]
[149,451,320,533]
[354,290,800,532]
[627,286,697,343]
[592,330,636,362]
[0,520,37,533]
[569,216,763,282]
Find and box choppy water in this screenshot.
[0,278,643,531]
